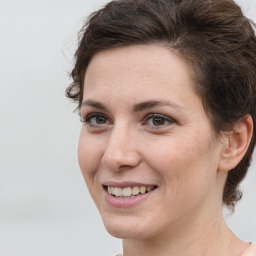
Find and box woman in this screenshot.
[66,0,256,255]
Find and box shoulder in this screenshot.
[114,244,256,256]
[241,242,256,256]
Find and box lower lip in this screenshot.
[104,188,156,208]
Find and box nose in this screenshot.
[101,125,141,172]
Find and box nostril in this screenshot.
[117,165,134,171]
[101,151,141,172]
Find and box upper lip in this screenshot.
[102,181,158,188]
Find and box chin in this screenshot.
[102,214,152,239]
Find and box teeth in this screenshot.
[132,186,140,195]
[146,186,154,192]
[139,186,146,194]
[107,185,156,197]
[123,187,132,197]
[114,187,123,197]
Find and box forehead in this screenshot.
[83,44,196,98]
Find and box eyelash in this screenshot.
[143,113,175,129]
[80,113,110,128]
[80,113,175,130]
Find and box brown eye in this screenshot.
[144,113,175,129]
[152,116,166,126]
[81,113,110,127]
[95,116,107,124]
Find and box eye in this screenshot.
[81,113,110,127]
[144,114,175,129]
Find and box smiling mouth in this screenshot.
[104,185,157,197]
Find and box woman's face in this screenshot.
[78,44,226,239]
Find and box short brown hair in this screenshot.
[66,0,256,210]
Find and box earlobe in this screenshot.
[218,115,253,172]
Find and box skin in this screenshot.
[78,44,252,256]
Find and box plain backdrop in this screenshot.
[0,0,256,255]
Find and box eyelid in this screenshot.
[143,113,176,129]
[145,113,175,122]
[80,112,112,126]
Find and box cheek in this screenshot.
[78,131,106,207]
[146,134,217,195]
[78,130,103,179]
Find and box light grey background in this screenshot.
[0,0,255,255]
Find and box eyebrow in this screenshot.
[81,100,108,111]
[81,99,185,112]
[133,100,185,112]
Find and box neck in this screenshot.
[122,209,247,256]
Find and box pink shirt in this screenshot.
[116,243,256,256]
[241,243,256,256]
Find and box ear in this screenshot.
[218,115,253,172]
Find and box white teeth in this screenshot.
[107,185,156,197]
[122,187,132,197]
[114,187,123,197]
[139,186,146,194]
[132,186,140,195]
